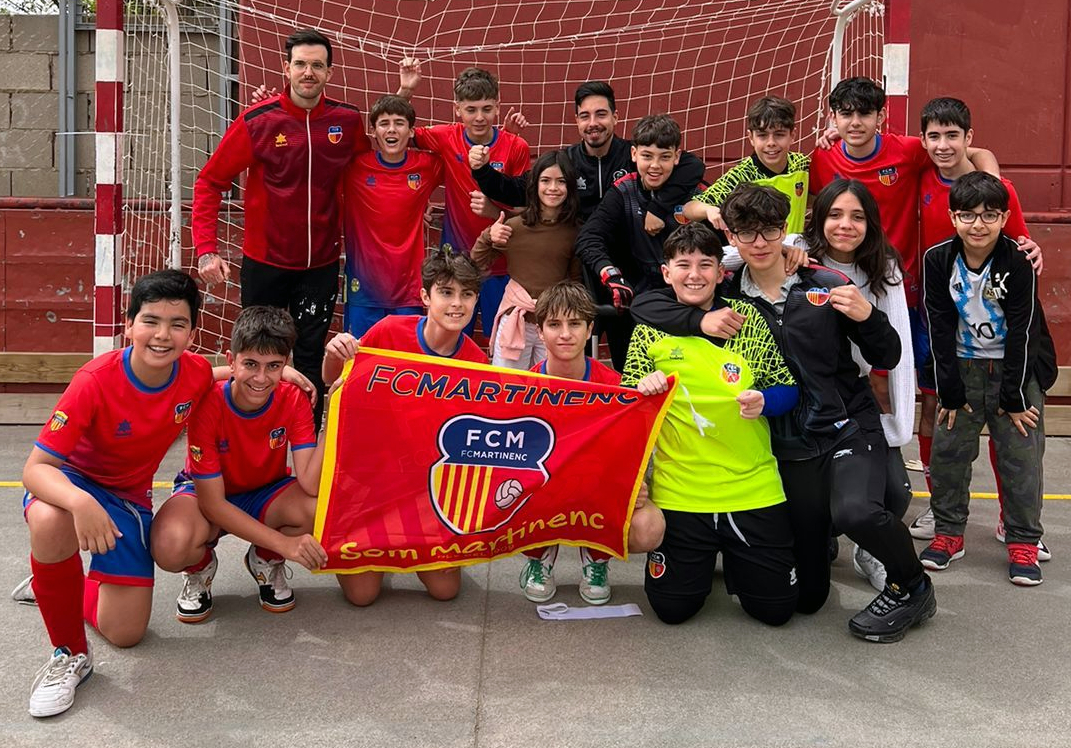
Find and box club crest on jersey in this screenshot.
[795,181,804,197]
[269,427,287,450]
[648,551,667,579]
[878,166,898,186]
[174,401,193,424]
[49,410,68,432]
[491,161,505,171]
[673,205,689,225]
[805,287,831,306]
[327,125,342,144]
[407,173,422,190]
[274,133,288,148]
[190,445,203,462]
[721,362,742,384]
[429,415,554,536]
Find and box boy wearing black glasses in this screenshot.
[921,171,1056,586]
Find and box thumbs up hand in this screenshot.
[490,211,512,246]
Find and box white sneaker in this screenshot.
[519,546,557,603]
[244,545,295,613]
[11,574,36,606]
[176,550,217,623]
[851,544,887,592]
[579,548,611,605]
[995,521,1052,562]
[29,645,93,718]
[908,508,935,540]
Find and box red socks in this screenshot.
[30,553,88,656]
[83,578,101,630]
[918,434,933,494]
[254,547,284,563]
[184,547,213,574]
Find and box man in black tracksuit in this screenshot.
[630,184,936,643]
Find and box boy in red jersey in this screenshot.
[322,249,488,606]
[908,98,1048,560]
[343,95,445,337]
[397,59,531,337]
[22,270,213,717]
[518,281,665,605]
[152,306,329,624]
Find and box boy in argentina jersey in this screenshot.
[22,270,213,718]
[620,222,799,627]
[398,59,531,337]
[152,306,327,624]
[343,95,445,338]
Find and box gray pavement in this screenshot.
[2,424,1070,747]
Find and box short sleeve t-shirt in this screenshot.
[531,357,621,385]
[920,168,1029,251]
[35,348,214,508]
[360,314,489,364]
[185,380,316,494]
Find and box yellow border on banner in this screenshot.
[311,347,680,574]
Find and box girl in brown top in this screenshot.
[472,150,582,369]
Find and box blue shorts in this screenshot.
[465,274,510,338]
[170,472,297,525]
[345,304,422,339]
[908,307,936,393]
[24,468,154,587]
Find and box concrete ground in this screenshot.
[1,425,1069,748]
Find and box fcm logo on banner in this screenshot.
[429,415,555,535]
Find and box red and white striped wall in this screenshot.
[884,0,910,135]
[94,0,124,355]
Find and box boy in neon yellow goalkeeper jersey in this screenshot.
[621,221,799,626]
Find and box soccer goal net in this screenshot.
[113,0,885,354]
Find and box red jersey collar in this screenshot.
[277,87,329,119]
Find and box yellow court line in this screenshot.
[2,481,1071,500]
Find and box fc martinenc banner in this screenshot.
[314,348,675,573]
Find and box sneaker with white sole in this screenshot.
[995,521,1051,561]
[29,645,93,718]
[519,546,557,603]
[851,544,887,592]
[11,574,36,606]
[244,545,295,613]
[1008,543,1043,586]
[908,508,935,540]
[176,550,217,623]
[579,548,611,605]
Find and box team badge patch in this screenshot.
[174,401,193,423]
[648,551,667,579]
[721,362,741,384]
[327,125,342,144]
[269,427,287,450]
[491,161,504,171]
[350,278,360,293]
[795,181,804,197]
[49,410,68,432]
[878,166,898,186]
[429,415,554,535]
[274,133,288,148]
[190,445,203,462]
[805,287,831,306]
[407,173,422,190]
[673,204,689,224]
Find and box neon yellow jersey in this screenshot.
[622,300,794,514]
[695,152,810,234]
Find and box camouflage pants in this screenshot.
[930,358,1044,543]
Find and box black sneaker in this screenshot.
[848,575,936,643]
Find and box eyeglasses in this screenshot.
[953,210,1004,225]
[732,225,784,243]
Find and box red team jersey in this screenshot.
[919,168,1029,251]
[413,123,530,272]
[810,134,931,304]
[360,314,488,364]
[185,380,317,494]
[532,357,622,386]
[343,150,445,308]
[35,348,213,508]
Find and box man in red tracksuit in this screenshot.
[192,28,370,426]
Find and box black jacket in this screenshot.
[923,233,1057,412]
[472,136,706,221]
[630,265,901,460]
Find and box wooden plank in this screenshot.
[0,393,60,424]
[1049,366,1071,397]
[0,353,90,383]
